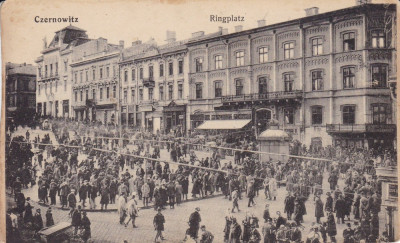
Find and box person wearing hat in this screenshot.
[290,222,302,243]
[49,179,58,205]
[276,211,286,229]
[71,205,82,236]
[326,211,337,243]
[186,207,201,240]
[24,197,34,225]
[68,188,77,217]
[314,194,324,224]
[45,207,55,227]
[118,192,127,224]
[33,208,43,235]
[263,204,271,222]
[248,224,261,243]
[125,194,139,228]
[284,192,295,220]
[276,224,287,243]
[231,189,240,213]
[199,225,214,243]
[325,192,333,213]
[153,208,166,242]
[229,217,242,243]
[81,211,91,243]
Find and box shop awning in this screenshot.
[196,119,251,130]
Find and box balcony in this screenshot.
[143,78,155,88]
[326,124,396,133]
[221,90,303,103]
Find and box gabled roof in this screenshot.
[56,25,86,33]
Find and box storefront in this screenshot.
[163,101,186,135]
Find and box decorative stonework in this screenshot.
[230,41,248,49]
[335,19,363,30]
[190,73,206,83]
[191,48,206,56]
[278,61,299,70]
[368,50,392,61]
[209,45,226,53]
[305,58,329,67]
[252,36,273,44]
[368,15,390,28]
[306,26,329,35]
[253,65,273,73]
[209,71,226,79]
[277,31,299,41]
[230,68,248,76]
[334,54,362,63]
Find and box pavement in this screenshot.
[6,127,388,243]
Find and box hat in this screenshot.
[347,223,351,227]
[280,225,285,229]
[195,207,200,212]
[157,207,162,212]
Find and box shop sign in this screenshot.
[388,183,398,199]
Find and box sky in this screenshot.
[0,0,393,65]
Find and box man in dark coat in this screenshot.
[71,205,82,236]
[229,217,242,243]
[326,212,337,243]
[68,189,77,217]
[79,181,89,207]
[33,209,44,233]
[334,195,346,224]
[263,204,271,222]
[153,208,166,242]
[325,192,333,213]
[81,211,91,243]
[315,195,324,223]
[15,192,25,217]
[45,207,54,227]
[343,223,354,243]
[284,193,295,220]
[187,207,201,240]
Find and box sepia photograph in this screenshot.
[1,0,399,242]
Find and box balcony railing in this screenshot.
[139,99,158,106]
[221,90,303,103]
[326,124,396,133]
[143,78,155,88]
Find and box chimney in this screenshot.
[132,40,142,46]
[222,28,228,35]
[166,30,176,44]
[235,25,243,32]
[305,7,319,17]
[218,26,223,33]
[192,31,205,38]
[119,40,125,48]
[257,19,266,27]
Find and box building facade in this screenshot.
[187,3,397,148]
[5,62,36,125]
[119,33,190,134]
[35,26,90,118]
[70,38,122,124]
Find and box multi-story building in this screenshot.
[35,26,90,118]
[5,62,36,125]
[70,38,122,124]
[119,32,190,134]
[187,3,397,148]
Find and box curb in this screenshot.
[7,191,224,212]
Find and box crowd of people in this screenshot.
[5,118,397,242]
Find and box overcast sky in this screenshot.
[1,0,392,65]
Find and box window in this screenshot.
[148,88,153,100]
[311,70,323,91]
[100,68,103,79]
[38,68,42,78]
[74,91,78,102]
[215,81,222,98]
[106,67,110,77]
[50,83,52,93]
[178,60,183,74]
[195,83,202,99]
[258,77,268,94]
[168,85,173,100]
[124,89,128,103]
[64,79,67,91]
[85,71,88,82]
[64,62,68,72]
[100,88,103,100]
[342,105,355,124]
[85,90,89,101]
[50,64,53,76]
[131,89,135,103]
[259,47,268,63]
[80,72,83,83]
[113,85,116,98]
[372,104,390,124]
[92,89,96,100]
[284,42,295,59]
[195,58,203,72]
[139,89,143,101]
[159,64,164,77]
[45,65,48,77]
[215,55,222,69]
[343,67,355,89]
[159,86,164,100]
[38,84,41,95]
[55,81,58,92]
[74,73,77,83]
[284,108,294,124]
[139,68,143,79]
[235,51,245,66]
[372,30,385,48]
[80,90,83,102]
[106,87,110,99]
[132,69,136,81]
[371,64,387,88]
[124,70,128,82]
[55,62,58,75]
[284,73,294,92]
[311,106,323,125]
[149,66,154,78]
[343,32,355,51]
[93,69,96,80]
[178,84,183,99]
[312,38,323,56]
[168,62,173,76]
[45,84,47,93]
[235,79,243,96]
